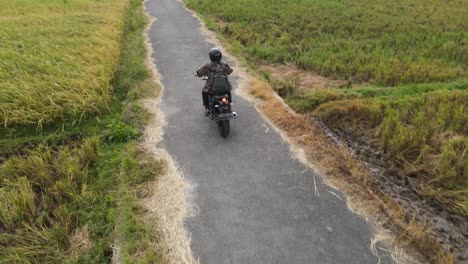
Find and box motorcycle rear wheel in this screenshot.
[218,120,230,138]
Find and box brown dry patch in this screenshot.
[214,19,235,30]
[258,63,348,92]
[243,78,454,264]
[69,225,92,256]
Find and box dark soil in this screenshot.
[310,116,468,263]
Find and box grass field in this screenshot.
[0,0,127,127]
[184,0,468,217]
[0,0,165,262]
[186,0,466,86]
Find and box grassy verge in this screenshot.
[0,0,165,262]
[115,143,165,264]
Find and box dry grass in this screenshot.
[258,64,348,92]
[69,225,92,256]
[241,78,454,263]
[137,67,197,264]
[313,90,468,217]
[134,4,197,263]
[0,138,99,263]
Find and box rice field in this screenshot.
[0,0,128,127]
[0,0,165,262]
[186,0,467,86]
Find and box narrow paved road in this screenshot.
[146,1,388,263]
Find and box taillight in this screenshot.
[221,97,228,104]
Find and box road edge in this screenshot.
[139,2,198,263]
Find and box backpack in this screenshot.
[211,62,229,93]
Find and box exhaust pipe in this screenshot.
[232,112,238,118]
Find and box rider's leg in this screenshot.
[202,91,210,116]
[227,91,232,103]
[202,91,209,108]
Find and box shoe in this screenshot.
[204,108,210,116]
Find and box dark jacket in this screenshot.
[197,62,233,93]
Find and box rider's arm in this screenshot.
[197,64,211,77]
[225,63,233,75]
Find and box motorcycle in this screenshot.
[200,76,237,137]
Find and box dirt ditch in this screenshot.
[324,122,468,262]
[257,64,467,262]
[330,122,468,263]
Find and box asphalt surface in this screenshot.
[146,0,389,263]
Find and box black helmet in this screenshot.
[209,48,222,62]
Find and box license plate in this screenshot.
[218,113,233,119]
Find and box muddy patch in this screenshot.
[322,121,468,262]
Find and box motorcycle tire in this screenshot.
[218,120,230,138]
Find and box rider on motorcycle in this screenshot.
[196,48,233,116]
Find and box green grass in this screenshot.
[0,0,165,262]
[185,0,467,86]
[286,80,468,113]
[116,143,165,264]
[0,0,128,127]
